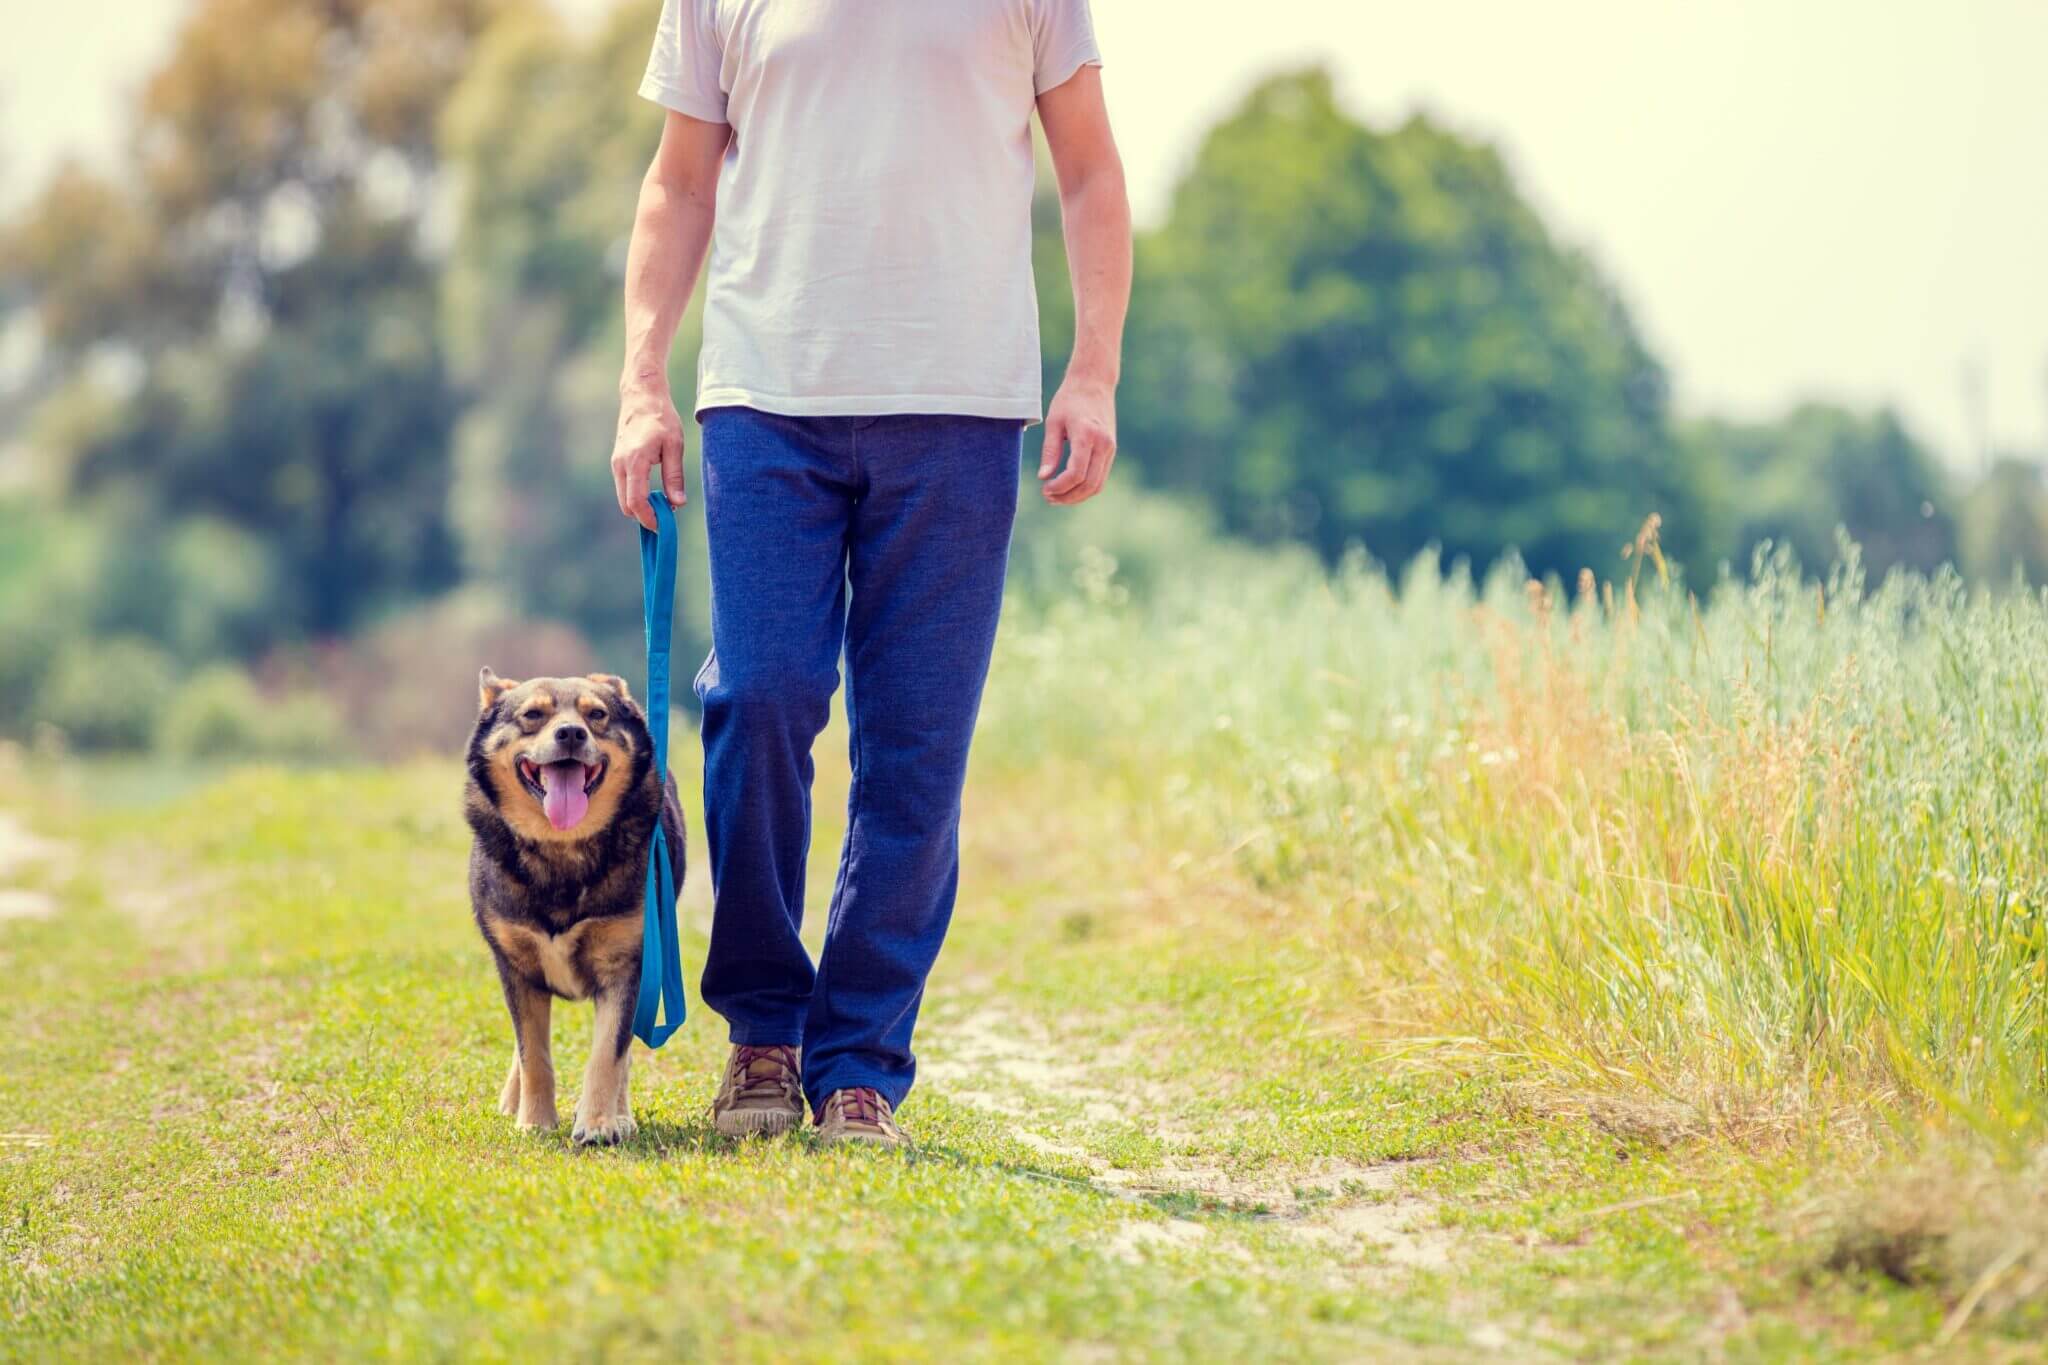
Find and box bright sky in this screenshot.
[4,0,2045,464]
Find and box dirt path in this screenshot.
[0,809,63,921]
[919,991,1460,1281]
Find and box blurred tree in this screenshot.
[1681,403,1956,581]
[2,7,2010,735]
[0,0,501,638]
[1958,455,2048,587]
[440,0,709,671]
[1113,68,1698,578]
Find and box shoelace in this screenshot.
[830,1087,894,1131]
[728,1044,800,1103]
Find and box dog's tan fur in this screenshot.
[482,912,643,1002]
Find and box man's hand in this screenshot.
[612,381,688,532]
[1038,375,1117,505]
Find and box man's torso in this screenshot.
[644,0,1099,420]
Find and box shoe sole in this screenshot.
[816,1129,907,1149]
[714,1106,802,1138]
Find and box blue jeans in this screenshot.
[694,407,1022,1112]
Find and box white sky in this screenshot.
[4,0,2045,464]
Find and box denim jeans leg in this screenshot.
[695,407,858,1046]
[800,414,1023,1110]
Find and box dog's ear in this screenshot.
[586,673,633,703]
[479,667,519,712]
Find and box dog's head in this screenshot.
[469,668,650,842]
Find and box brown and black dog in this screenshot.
[464,668,685,1144]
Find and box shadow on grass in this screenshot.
[586,1114,732,1158]
[576,1110,1263,1223]
[907,1140,1280,1225]
[549,1101,1283,1229]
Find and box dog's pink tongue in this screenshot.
[540,763,589,831]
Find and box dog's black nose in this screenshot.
[553,723,588,747]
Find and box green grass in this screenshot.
[4,535,2046,1359]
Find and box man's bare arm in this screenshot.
[1036,65,1132,506]
[613,110,731,531]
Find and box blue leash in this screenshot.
[632,490,687,1048]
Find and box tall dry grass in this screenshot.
[980,520,2048,1142]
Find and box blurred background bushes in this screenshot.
[0,0,2041,759]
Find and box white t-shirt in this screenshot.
[640,0,1101,421]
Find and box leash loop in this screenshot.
[633,490,687,1048]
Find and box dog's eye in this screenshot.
[520,708,545,724]
[587,708,607,724]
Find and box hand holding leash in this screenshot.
[611,383,688,532]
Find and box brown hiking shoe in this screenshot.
[712,1044,803,1137]
[814,1087,906,1148]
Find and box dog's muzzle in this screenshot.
[515,744,608,832]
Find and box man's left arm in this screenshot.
[1036,64,1132,506]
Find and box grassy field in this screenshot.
[3,528,2046,1360]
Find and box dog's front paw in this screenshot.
[572,1109,638,1146]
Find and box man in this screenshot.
[611,0,1130,1146]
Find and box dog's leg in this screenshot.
[504,977,558,1131]
[571,988,637,1146]
[498,1052,521,1117]
[612,1049,633,1128]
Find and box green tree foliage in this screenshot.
[0,0,500,638]
[1116,69,1695,578]
[1680,403,1956,580]
[0,12,2018,755]
[1959,456,2048,586]
[157,665,345,761]
[440,0,709,668]
[34,636,178,751]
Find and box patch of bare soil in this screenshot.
[922,992,1459,1278]
[1257,1165,1459,1271]
[0,810,66,920]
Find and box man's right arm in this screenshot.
[613,110,731,531]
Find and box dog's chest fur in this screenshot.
[485,912,641,1002]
